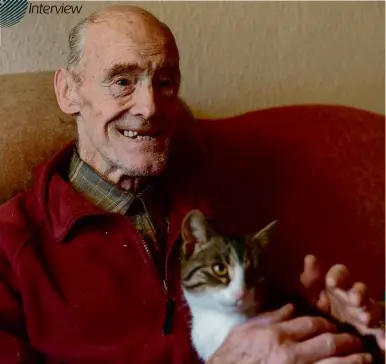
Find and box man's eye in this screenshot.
[110,77,136,97]
[157,78,177,98]
[116,78,132,87]
[159,79,172,88]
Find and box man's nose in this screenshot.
[130,81,156,120]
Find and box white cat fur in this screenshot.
[183,263,257,361]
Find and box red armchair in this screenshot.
[195,105,385,300]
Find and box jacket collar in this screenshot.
[32,117,214,246]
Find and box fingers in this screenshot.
[357,311,373,327]
[295,333,362,362]
[326,267,368,309]
[278,316,336,341]
[315,353,373,364]
[349,282,368,306]
[361,299,383,327]
[301,255,327,307]
[316,290,331,313]
[327,282,380,330]
[328,282,368,309]
[300,254,323,289]
[326,264,350,290]
[245,303,295,328]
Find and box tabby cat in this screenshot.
[180,209,277,361]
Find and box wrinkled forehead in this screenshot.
[82,18,179,78]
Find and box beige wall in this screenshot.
[0,1,384,117]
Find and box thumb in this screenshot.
[246,303,295,328]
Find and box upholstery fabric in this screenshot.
[0,71,384,299]
[194,105,385,299]
[0,71,75,202]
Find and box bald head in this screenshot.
[87,5,167,28]
[67,5,179,73]
[87,5,175,42]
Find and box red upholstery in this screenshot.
[196,105,385,300]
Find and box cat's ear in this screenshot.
[181,210,214,246]
[250,220,278,249]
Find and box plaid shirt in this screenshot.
[68,150,168,265]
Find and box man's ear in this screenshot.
[54,68,82,115]
[250,220,278,249]
[181,210,214,258]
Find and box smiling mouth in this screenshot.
[117,129,161,141]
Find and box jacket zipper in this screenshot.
[135,209,174,336]
[83,210,175,336]
[161,218,174,335]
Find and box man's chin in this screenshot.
[123,159,169,178]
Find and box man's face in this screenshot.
[73,19,181,178]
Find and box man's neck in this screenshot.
[78,148,150,194]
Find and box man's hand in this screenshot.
[300,254,385,351]
[207,303,372,364]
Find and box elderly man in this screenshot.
[0,5,383,364]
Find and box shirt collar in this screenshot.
[68,149,154,214]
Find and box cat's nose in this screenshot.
[234,290,247,302]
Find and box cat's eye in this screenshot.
[212,263,228,277]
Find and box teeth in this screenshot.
[123,130,155,141]
[123,130,139,138]
[137,135,155,141]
